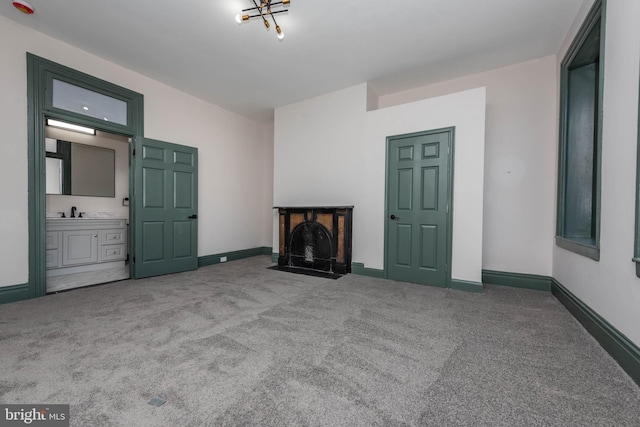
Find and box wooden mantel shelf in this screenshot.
[273,206,354,210]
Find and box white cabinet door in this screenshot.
[62,230,98,266]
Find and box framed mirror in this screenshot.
[45,140,116,197]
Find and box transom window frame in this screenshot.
[43,70,138,135]
[556,0,606,261]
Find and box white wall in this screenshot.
[379,56,558,277]
[274,84,486,283]
[0,15,272,288]
[45,128,130,220]
[274,85,367,207]
[553,0,640,346]
[262,121,276,248]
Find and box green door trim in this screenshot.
[4,54,145,303]
[383,127,455,289]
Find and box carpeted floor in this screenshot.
[1,256,639,426]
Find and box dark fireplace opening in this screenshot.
[290,222,332,271]
[273,206,353,279]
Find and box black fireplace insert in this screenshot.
[274,206,353,278]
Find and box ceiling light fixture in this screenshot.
[235,0,289,41]
[12,0,34,14]
[47,119,96,135]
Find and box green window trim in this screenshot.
[556,0,605,262]
[635,48,640,277]
[42,69,141,135]
[556,236,600,261]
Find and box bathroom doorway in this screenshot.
[19,53,199,302]
[44,123,132,292]
[24,53,143,300]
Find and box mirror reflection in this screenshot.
[46,140,116,197]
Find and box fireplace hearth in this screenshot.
[274,206,353,278]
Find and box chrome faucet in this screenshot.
[71,206,77,218]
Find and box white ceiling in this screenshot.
[0,0,585,121]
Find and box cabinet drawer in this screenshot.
[100,244,126,262]
[46,232,58,250]
[46,249,59,268]
[101,229,125,245]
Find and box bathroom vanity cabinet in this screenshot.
[46,218,128,292]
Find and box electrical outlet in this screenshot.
[220,256,227,262]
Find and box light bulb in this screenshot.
[235,14,242,24]
[276,26,284,40]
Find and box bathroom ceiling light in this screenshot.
[12,1,34,14]
[236,0,290,41]
[47,119,96,135]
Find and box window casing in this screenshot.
[634,34,640,277]
[556,0,604,261]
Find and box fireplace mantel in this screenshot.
[274,206,354,210]
[274,206,353,277]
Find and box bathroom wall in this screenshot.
[45,127,130,220]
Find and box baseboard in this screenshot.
[351,262,385,278]
[0,283,31,305]
[260,247,273,256]
[272,253,278,263]
[198,247,272,267]
[482,269,552,291]
[552,279,640,386]
[449,279,484,294]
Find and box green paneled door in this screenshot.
[134,138,198,278]
[386,130,452,287]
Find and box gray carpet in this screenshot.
[1,256,639,426]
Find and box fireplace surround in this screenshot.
[275,206,353,278]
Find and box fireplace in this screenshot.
[275,206,353,277]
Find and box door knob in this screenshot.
[390,215,398,220]
[188,214,198,219]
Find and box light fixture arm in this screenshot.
[251,0,271,29]
[237,0,290,40]
[241,0,288,14]
[243,10,287,20]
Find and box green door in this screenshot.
[386,129,452,287]
[133,137,198,278]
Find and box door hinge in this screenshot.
[445,264,448,273]
[445,205,449,214]
[133,256,136,263]
[132,148,136,156]
[447,143,450,155]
